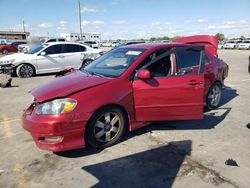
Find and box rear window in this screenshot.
[63,44,81,53]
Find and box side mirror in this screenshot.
[40,51,46,56]
[136,69,151,79]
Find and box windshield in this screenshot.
[82,48,146,78]
[28,44,46,54]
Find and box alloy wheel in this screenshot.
[19,64,34,78]
[208,85,221,107]
[94,112,121,142]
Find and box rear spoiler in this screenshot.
[173,35,218,56]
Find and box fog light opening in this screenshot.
[43,136,63,142]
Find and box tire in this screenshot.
[2,49,8,55]
[16,64,35,78]
[206,82,222,110]
[81,59,93,69]
[85,106,127,148]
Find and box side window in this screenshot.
[58,39,65,42]
[175,48,201,69]
[147,54,172,77]
[79,45,86,52]
[44,45,62,55]
[63,44,81,53]
[203,52,210,64]
[138,48,172,78]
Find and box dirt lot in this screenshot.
[0,50,249,188]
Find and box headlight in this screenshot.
[36,98,77,115]
[0,59,15,64]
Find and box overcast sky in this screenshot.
[0,0,249,39]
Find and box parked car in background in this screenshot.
[111,41,121,47]
[0,42,102,78]
[113,41,146,48]
[18,38,66,53]
[238,40,250,50]
[22,35,228,152]
[218,41,225,49]
[101,41,112,47]
[79,41,100,49]
[0,41,27,55]
[223,40,242,49]
[0,39,10,45]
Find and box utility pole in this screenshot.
[22,20,26,33]
[78,0,83,41]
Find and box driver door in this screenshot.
[133,46,205,121]
[35,44,64,74]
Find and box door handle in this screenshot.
[58,55,64,58]
[187,80,203,85]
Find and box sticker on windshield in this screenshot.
[126,51,142,55]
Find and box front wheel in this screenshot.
[206,82,222,110]
[16,64,35,78]
[2,49,9,55]
[85,107,127,148]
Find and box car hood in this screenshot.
[0,53,35,64]
[31,71,113,102]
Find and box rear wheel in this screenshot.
[85,107,127,148]
[206,82,222,110]
[16,64,35,78]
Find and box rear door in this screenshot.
[133,46,205,121]
[62,44,86,69]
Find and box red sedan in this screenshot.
[22,35,228,152]
[0,41,26,55]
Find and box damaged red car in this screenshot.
[22,35,228,152]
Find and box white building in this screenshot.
[60,32,101,42]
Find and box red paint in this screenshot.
[136,69,151,79]
[22,35,228,152]
[0,44,18,54]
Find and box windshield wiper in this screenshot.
[82,69,106,78]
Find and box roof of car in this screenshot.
[119,42,192,49]
[46,41,88,46]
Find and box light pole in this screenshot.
[22,20,26,33]
[78,0,83,40]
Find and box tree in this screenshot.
[240,35,245,40]
[215,33,225,41]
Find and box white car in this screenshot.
[0,42,102,78]
[79,41,100,49]
[101,41,112,47]
[223,40,242,49]
[238,41,250,50]
[18,38,66,53]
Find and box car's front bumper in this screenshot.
[0,64,15,75]
[223,45,235,49]
[22,105,88,152]
[238,46,249,49]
